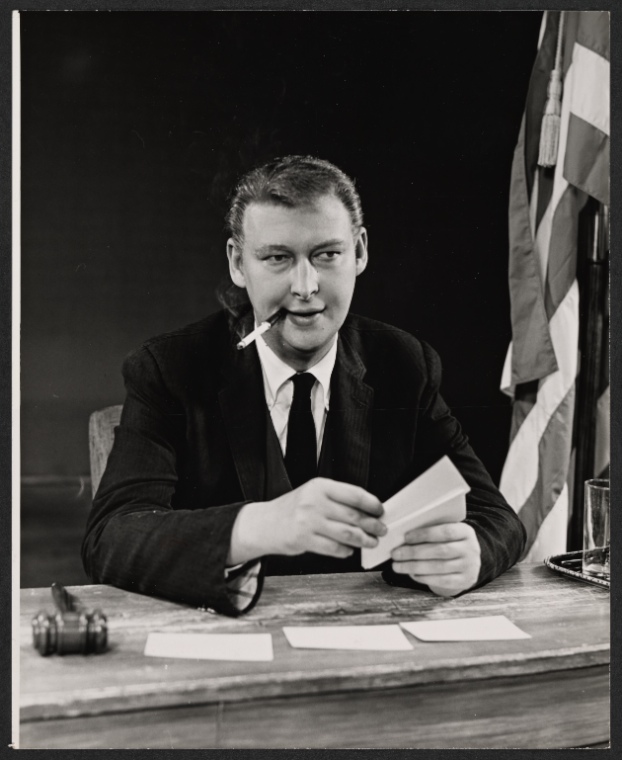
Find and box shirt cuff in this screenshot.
[224,560,262,613]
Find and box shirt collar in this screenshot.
[255,331,338,408]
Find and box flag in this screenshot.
[499,11,610,562]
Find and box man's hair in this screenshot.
[219,155,363,336]
[226,155,364,249]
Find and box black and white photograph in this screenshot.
[13,6,612,750]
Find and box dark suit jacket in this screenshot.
[82,310,526,616]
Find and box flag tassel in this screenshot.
[538,11,565,168]
[538,70,562,167]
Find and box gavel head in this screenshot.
[31,609,108,656]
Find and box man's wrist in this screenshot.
[228,501,275,565]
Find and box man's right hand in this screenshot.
[227,478,387,565]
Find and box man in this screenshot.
[83,155,525,616]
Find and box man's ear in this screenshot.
[226,238,246,288]
[354,227,369,276]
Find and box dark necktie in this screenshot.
[284,373,317,488]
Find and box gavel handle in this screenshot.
[51,582,78,613]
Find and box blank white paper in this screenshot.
[282,625,413,651]
[362,456,470,569]
[400,615,531,641]
[144,632,274,660]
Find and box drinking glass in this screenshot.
[582,479,610,579]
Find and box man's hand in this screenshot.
[228,478,387,565]
[390,522,481,597]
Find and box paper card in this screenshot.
[282,625,413,651]
[400,615,531,641]
[361,457,470,569]
[362,493,466,569]
[144,632,274,661]
[384,456,470,523]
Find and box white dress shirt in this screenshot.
[255,332,338,459]
[225,332,339,609]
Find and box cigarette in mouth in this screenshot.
[236,310,283,350]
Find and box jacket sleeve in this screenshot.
[81,345,264,616]
[382,340,526,593]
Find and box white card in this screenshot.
[400,615,531,641]
[144,632,274,661]
[361,456,470,569]
[282,625,413,651]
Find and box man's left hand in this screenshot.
[390,522,481,597]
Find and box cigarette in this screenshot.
[236,310,283,350]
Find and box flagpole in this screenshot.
[568,200,609,550]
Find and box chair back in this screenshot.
[89,405,123,497]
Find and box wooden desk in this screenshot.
[19,564,609,749]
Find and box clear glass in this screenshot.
[582,478,610,579]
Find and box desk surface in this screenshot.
[19,564,610,749]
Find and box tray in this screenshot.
[544,550,610,590]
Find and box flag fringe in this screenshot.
[538,11,565,168]
[538,70,562,167]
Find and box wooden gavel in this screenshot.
[31,583,108,656]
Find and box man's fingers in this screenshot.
[403,522,469,544]
[323,502,387,537]
[317,478,384,516]
[310,535,355,559]
[391,558,465,576]
[324,521,379,549]
[391,541,464,562]
[390,523,481,597]
[358,516,388,537]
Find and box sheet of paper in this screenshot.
[383,456,470,523]
[361,456,470,569]
[282,625,413,651]
[400,615,531,641]
[144,632,274,661]
[362,493,466,570]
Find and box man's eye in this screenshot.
[267,254,288,263]
[316,251,340,261]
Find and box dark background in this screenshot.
[20,10,543,483]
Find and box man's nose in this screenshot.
[290,259,319,300]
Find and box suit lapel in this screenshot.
[218,339,267,502]
[264,414,293,500]
[320,332,374,489]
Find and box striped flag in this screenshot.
[499,11,610,562]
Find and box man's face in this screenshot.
[227,194,368,370]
